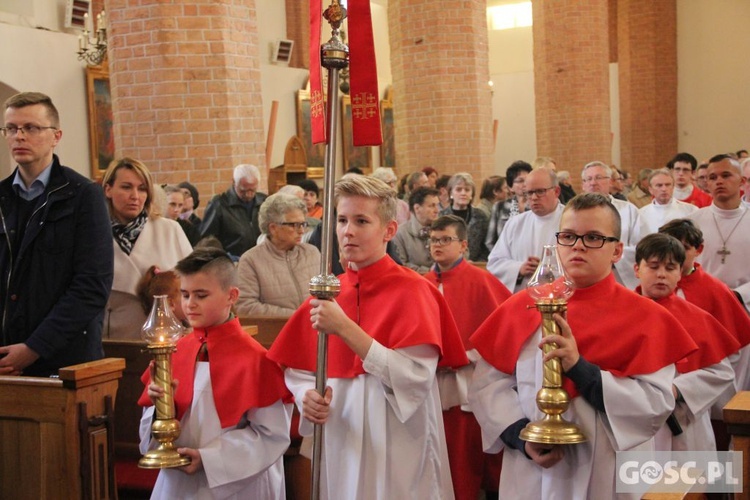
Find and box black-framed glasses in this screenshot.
[278,221,308,230]
[522,186,554,198]
[1,125,58,137]
[429,236,462,246]
[555,231,619,248]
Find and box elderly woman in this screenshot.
[236,193,320,318]
[371,167,410,225]
[103,158,192,339]
[439,172,489,262]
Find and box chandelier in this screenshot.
[77,10,108,66]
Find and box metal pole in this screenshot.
[309,2,348,499]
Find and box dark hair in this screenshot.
[177,181,200,209]
[435,174,451,190]
[346,167,364,175]
[136,266,180,315]
[430,215,467,241]
[708,153,735,164]
[635,233,686,267]
[4,91,60,127]
[480,175,505,201]
[297,179,320,197]
[737,150,748,157]
[422,166,438,177]
[408,187,439,213]
[562,193,622,240]
[667,152,698,171]
[658,218,704,248]
[175,248,236,290]
[506,160,533,186]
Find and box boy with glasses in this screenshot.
[424,215,510,500]
[469,193,697,499]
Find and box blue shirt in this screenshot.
[12,162,53,201]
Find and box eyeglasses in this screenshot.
[1,125,58,137]
[522,186,554,198]
[582,175,610,184]
[555,231,619,248]
[429,236,462,246]
[279,221,308,230]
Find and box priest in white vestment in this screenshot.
[579,161,642,289]
[487,167,563,292]
[638,169,697,236]
[689,154,750,310]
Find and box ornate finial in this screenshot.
[323,0,347,31]
[321,0,349,70]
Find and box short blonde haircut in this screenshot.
[101,157,158,218]
[334,175,397,223]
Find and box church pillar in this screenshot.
[106,0,266,195]
[387,0,494,181]
[532,0,611,188]
[285,0,309,69]
[617,0,677,172]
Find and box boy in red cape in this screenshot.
[468,193,697,499]
[138,248,293,499]
[634,233,737,451]
[267,175,468,499]
[423,214,510,500]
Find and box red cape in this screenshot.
[424,259,511,350]
[646,292,740,373]
[678,263,750,347]
[267,256,469,376]
[138,318,293,429]
[681,186,712,208]
[471,273,698,397]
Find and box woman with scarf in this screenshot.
[102,158,192,339]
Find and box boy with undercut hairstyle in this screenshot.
[138,248,293,500]
[268,175,468,499]
[634,233,738,451]
[424,215,510,500]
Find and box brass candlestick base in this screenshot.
[139,345,191,469]
[520,301,586,445]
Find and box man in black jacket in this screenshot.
[0,92,113,377]
[199,164,267,260]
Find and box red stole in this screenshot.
[424,259,511,350]
[347,0,382,146]
[471,274,698,397]
[648,292,740,373]
[138,318,292,429]
[678,263,750,347]
[268,256,468,377]
[308,0,326,144]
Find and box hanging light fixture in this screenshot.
[77,10,108,66]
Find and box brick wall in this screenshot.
[106,0,266,200]
[533,0,612,190]
[285,0,309,69]
[388,0,494,182]
[617,0,677,173]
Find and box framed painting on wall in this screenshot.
[85,65,115,181]
[296,89,326,168]
[340,95,373,174]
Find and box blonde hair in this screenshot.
[102,157,158,218]
[334,175,397,223]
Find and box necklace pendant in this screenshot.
[718,245,731,264]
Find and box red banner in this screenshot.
[309,0,326,144]
[348,0,382,146]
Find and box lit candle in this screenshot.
[83,12,90,33]
[96,13,101,32]
[100,10,106,29]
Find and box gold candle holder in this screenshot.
[520,245,586,445]
[138,295,191,469]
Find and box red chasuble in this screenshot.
[645,292,740,373]
[424,259,511,350]
[138,318,292,429]
[677,263,750,347]
[267,255,469,376]
[470,273,698,397]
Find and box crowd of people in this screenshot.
[3,91,750,499]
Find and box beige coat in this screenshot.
[236,239,320,318]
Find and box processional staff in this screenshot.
[308,1,383,498]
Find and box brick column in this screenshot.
[617,0,677,171]
[388,0,493,180]
[285,0,309,69]
[533,0,611,188]
[106,0,266,197]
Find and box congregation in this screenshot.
[4,90,750,499]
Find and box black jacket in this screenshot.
[199,187,267,258]
[0,156,114,376]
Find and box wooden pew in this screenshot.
[238,315,289,349]
[724,391,750,500]
[0,358,125,500]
